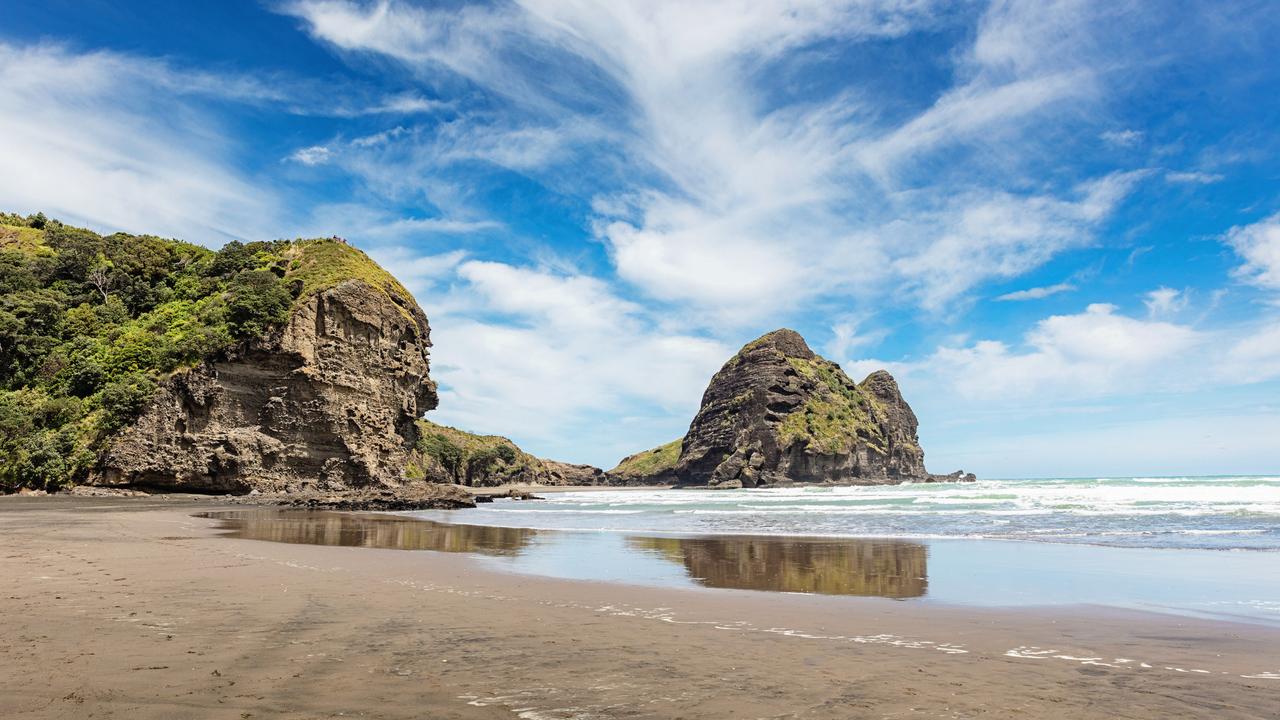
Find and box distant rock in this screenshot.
[672,329,942,487]
[229,482,475,510]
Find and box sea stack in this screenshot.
[673,329,935,488]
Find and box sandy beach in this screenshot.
[3,496,1278,719]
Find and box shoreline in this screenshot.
[3,495,1279,719]
[463,483,674,496]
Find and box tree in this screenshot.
[87,258,113,302]
[226,269,292,339]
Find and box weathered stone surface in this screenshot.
[673,329,936,487]
[92,280,438,494]
[231,483,475,511]
[541,460,607,486]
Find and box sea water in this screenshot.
[202,476,1280,625]
[410,476,1280,550]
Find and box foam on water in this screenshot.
[414,476,1280,550]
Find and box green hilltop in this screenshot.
[0,211,405,492]
[408,419,548,486]
[607,438,681,481]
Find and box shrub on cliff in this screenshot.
[0,212,398,492]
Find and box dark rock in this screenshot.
[673,329,946,488]
[231,483,475,511]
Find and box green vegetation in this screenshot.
[409,419,545,486]
[608,438,681,478]
[777,356,887,455]
[0,211,400,492]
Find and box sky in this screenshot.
[2,0,1279,477]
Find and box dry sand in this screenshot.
[2,496,1278,719]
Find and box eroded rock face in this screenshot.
[92,280,438,493]
[673,329,928,488]
[541,460,608,486]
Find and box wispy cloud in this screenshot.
[1165,170,1225,184]
[997,282,1077,301]
[422,260,732,464]
[0,42,275,244]
[282,0,1153,323]
[1225,212,1280,290]
[1100,129,1143,147]
[1143,286,1187,316]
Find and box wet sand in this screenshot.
[2,496,1278,719]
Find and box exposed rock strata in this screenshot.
[673,329,943,487]
[92,280,438,494]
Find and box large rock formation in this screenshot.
[672,329,945,488]
[93,279,441,496]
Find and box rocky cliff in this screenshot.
[92,245,452,501]
[671,329,950,488]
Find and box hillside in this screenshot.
[0,211,438,495]
[410,419,606,487]
[607,439,681,485]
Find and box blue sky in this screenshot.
[2,0,1279,476]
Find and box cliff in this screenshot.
[94,275,438,495]
[670,329,953,488]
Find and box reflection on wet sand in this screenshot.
[200,510,537,556]
[629,535,928,598]
[200,510,927,598]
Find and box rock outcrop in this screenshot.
[672,329,938,488]
[93,278,441,496]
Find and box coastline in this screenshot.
[3,496,1278,719]
[464,483,674,496]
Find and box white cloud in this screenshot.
[1100,129,1143,147]
[861,303,1204,403]
[1143,287,1186,316]
[1165,170,1225,184]
[823,319,889,365]
[282,0,1147,322]
[0,43,276,244]
[996,282,1077,301]
[1216,321,1280,384]
[1225,212,1280,289]
[417,260,732,465]
[288,145,333,166]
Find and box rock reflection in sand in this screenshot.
[201,510,928,599]
[629,535,927,598]
[199,510,536,556]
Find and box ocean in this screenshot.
[203,476,1280,626]
[409,475,1280,550]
